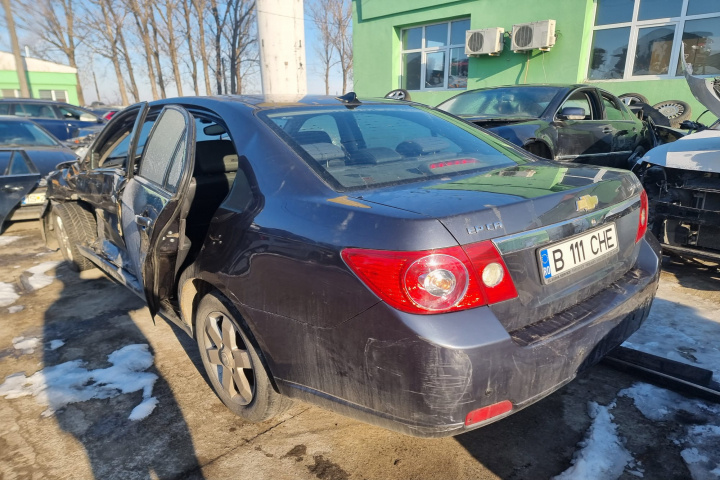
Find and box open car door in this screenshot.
[0,150,41,231]
[120,106,195,317]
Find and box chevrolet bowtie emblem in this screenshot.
[576,195,599,212]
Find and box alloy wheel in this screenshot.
[54,215,73,261]
[202,311,255,405]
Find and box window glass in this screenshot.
[439,86,561,118]
[561,92,593,120]
[261,105,526,190]
[449,48,468,89]
[425,51,446,88]
[139,109,187,186]
[402,27,422,50]
[8,152,33,175]
[687,0,720,15]
[638,0,682,20]
[0,152,9,174]
[165,133,187,192]
[425,23,448,48]
[602,95,625,120]
[15,103,58,119]
[595,0,634,25]
[0,120,58,146]
[450,19,470,45]
[401,52,421,90]
[588,27,631,79]
[99,132,131,168]
[680,17,720,75]
[0,104,9,115]
[54,91,67,102]
[58,105,97,122]
[299,115,341,144]
[633,25,676,75]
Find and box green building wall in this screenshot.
[353,0,717,122]
[0,70,79,105]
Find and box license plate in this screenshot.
[539,223,618,284]
[21,193,46,205]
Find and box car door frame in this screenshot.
[121,104,196,317]
[597,89,640,166]
[552,88,616,165]
[0,150,41,230]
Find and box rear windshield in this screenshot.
[259,104,529,190]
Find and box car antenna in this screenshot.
[336,91,361,109]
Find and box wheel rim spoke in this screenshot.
[233,370,252,402]
[206,348,221,365]
[221,365,234,393]
[221,317,236,348]
[205,315,222,346]
[232,349,251,369]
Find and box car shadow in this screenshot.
[661,255,720,292]
[42,263,205,479]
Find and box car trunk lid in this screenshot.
[348,162,644,332]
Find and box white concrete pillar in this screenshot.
[256,0,307,96]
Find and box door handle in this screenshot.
[602,128,613,134]
[1,185,24,192]
[135,215,152,228]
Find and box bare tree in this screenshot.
[155,0,184,96]
[27,0,86,104]
[127,0,160,100]
[110,2,140,102]
[192,0,213,95]
[209,0,231,94]
[308,0,336,95]
[329,0,352,94]
[2,0,30,97]
[180,0,199,95]
[149,11,167,98]
[225,0,255,94]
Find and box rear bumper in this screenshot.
[252,237,661,438]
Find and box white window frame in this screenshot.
[400,19,469,91]
[1,89,21,98]
[588,0,720,81]
[38,89,68,101]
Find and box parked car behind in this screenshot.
[437,85,655,168]
[0,116,77,230]
[43,94,660,437]
[0,98,106,141]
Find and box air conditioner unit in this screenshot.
[511,20,556,52]
[465,27,505,56]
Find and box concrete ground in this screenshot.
[1,220,719,480]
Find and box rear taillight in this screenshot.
[342,241,517,315]
[635,190,648,243]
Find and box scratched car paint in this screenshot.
[42,94,661,437]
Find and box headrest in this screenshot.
[302,143,345,163]
[194,140,239,174]
[347,147,402,165]
[396,137,451,157]
[293,130,333,145]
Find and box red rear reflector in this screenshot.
[430,159,478,169]
[635,190,648,244]
[465,400,513,426]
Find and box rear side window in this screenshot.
[261,104,528,190]
[138,108,187,188]
[0,104,9,115]
[15,103,58,119]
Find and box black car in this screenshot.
[0,117,78,230]
[437,85,655,168]
[0,98,106,141]
[42,95,660,437]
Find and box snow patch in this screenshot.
[12,337,39,354]
[0,282,19,307]
[0,235,21,247]
[554,401,633,480]
[8,305,24,313]
[0,344,158,420]
[48,339,65,351]
[21,261,62,291]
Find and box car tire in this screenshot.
[52,203,97,272]
[385,89,411,101]
[195,291,292,422]
[652,100,692,127]
[523,141,553,160]
[619,93,649,105]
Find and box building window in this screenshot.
[588,0,720,80]
[400,19,470,91]
[38,89,68,102]
[1,89,20,98]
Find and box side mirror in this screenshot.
[558,107,586,120]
